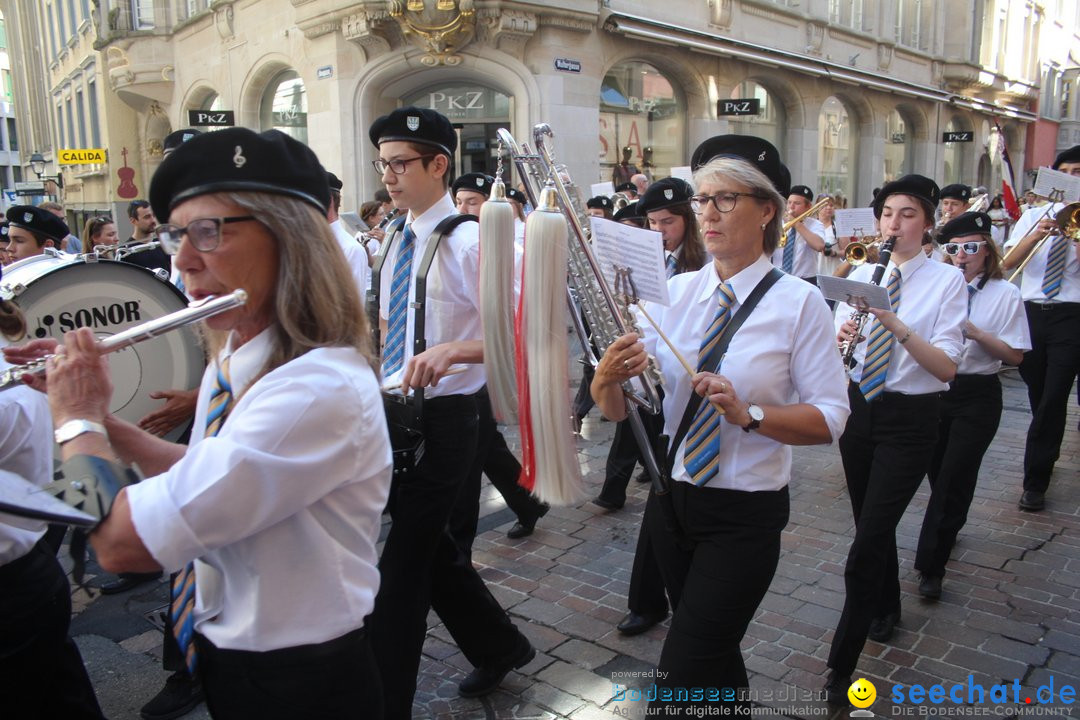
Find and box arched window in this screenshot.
[600,61,684,183]
[727,81,786,155]
[884,109,911,183]
[818,96,856,203]
[260,69,307,145]
[943,116,972,185]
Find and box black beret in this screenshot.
[872,174,941,218]
[162,128,202,153]
[586,195,613,210]
[368,106,456,156]
[1053,145,1080,170]
[505,188,526,204]
[6,205,69,242]
[690,135,790,196]
[939,212,993,242]
[326,171,343,192]
[149,128,330,221]
[940,184,971,202]
[615,182,636,194]
[451,173,494,198]
[613,203,644,224]
[789,185,814,202]
[637,178,693,215]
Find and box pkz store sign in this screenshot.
[717,98,761,116]
[409,85,510,121]
[942,131,974,143]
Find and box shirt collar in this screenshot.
[407,193,456,244]
[222,326,275,396]
[895,248,927,279]
[696,254,773,306]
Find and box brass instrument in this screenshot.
[0,290,247,392]
[838,235,898,369]
[1006,200,1080,282]
[844,239,881,266]
[967,193,990,213]
[779,197,832,244]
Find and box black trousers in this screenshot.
[829,384,940,677]
[449,387,546,552]
[644,482,789,716]
[195,628,380,720]
[627,520,669,616]
[598,403,665,507]
[370,393,527,720]
[1018,301,1080,493]
[0,539,104,719]
[916,374,1002,577]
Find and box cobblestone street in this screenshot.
[70,368,1080,719]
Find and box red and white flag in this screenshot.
[994,123,1022,220]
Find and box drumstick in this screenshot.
[380,365,467,393]
[634,303,726,416]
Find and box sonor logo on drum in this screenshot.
[33,301,143,338]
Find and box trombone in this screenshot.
[1007,201,1080,282]
[779,197,832,245]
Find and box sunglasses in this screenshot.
[941,241,987,256]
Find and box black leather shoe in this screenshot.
[1019,490,1045,511]
[868,612,899,643]
[616,610,668,636]
[634,470,651,484]
[593,497,624,511]
[823,670,851,706]
[100,571,163,595]
[918,574,942,600]
[507,503,550,539]
[458,639,536,698]
[140,671,204,720]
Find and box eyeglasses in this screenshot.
[153,216,257,254]
[690,192,768,214]
[941,241,987,256]
[89,216,113,232]
[371,155,436,175]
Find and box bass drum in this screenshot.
[1,255,205,443]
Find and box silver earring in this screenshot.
[761,223,767,230]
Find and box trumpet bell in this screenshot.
[1055,202,1080,242]
[845,242,869,266]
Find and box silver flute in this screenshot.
[0,289,248,391]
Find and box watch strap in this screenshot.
[54,419,107,445]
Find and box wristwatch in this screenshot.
[54,419,107,445]
[742,404,765,433]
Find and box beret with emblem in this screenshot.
[872,174,941,219]
[451,173,494,198]
[326,171,343,192]
[1053,145,1080,170]
[162,128,202,154]
[637,178,693,215]
[613,203,644,225]
[149,128,331,221]
[690,135,790,196]
[789,185,814,202]
[586,195,613,211]
[940,183,971,202]
[939,212,993,242]
[505,188,526,204]
[6,205,69,242]
[369,106,457,157]
[615,182,636,194]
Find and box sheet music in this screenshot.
[1033,168,1080,204]
[834,208,878,238]
[590,181,616,198]
[817,275,892,311]
[589,217,671,306]
[669,166,694,187]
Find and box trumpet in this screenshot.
[967,193,990,214]
[0,290,247,392]
[1005,200,1080,282]
[844,239,881,266]
[779,197,832,244]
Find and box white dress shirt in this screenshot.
[960,277,1031,375]
[330,219,371,304]
[378,193,485,397]
[0,346,54,565]
[771,217,825,279]
[1005,203,1080,303]
[835,251,967,395]
[127,329,391,652]
[640,255,850,492]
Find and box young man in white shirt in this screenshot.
[771,184,826,284]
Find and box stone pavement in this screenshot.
[68,367,1080,719]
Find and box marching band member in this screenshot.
[367,107,533,718]
[5,205,67,262]
[771,184,825,284]
[937,184,971,229]
[915,212,1030,600]
[505,188,528,245]
[452,172,494,217]
[325,171,372,299]
[38,128,392,718]
[586,195,615,219]
[1001,145,1080,511]
[826,175,967,703]
[593,135,849,715]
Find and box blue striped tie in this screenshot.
[383,224,416,376]
[170,356,234,675]
[683,282,737,486]
[966,284,976,313]
[859,268,902,402]
[782,229,796,274]
[1041,235,1067,299]
[665,253,677,279]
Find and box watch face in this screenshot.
[749,405,765,421]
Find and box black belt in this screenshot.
[1025,301,1080,311]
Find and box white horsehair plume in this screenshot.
[479,176,518,423]
[517,184,585,506]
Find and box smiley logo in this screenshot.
[848,678,877,708]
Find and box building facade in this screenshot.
[7,0,1079,216]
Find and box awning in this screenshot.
[603,12,1038,124]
